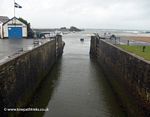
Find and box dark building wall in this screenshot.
[90,37,150,116]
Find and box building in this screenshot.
[0,17,27,39]
[0,16,9,38]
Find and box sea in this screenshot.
[81,29,150,37]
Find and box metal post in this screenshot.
[14,0,15,17]
[13,0,16,25]
[127,40,129,46]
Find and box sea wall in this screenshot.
[0,35,64,116]
[90,36,150,116]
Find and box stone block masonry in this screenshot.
[0,35,64,116]
[90,36,150,117]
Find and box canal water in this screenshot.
[24,31,126,117]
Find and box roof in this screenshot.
[2,17,27,26]
[0,16,9,23]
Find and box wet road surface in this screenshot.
[0,39,34,60]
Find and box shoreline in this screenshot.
[120,36,150,43]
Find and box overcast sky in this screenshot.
[0,0,150,30]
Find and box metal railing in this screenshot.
[95,33,150,46]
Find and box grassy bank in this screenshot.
[118,45,150,61]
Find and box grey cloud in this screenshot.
[0,0,150,29]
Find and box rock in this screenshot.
[69,26,83,32]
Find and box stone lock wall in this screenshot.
[0,36,65,116]
[90,36,150,116]
[56,35,65,57]
[90,36,97,57]
[0,40,56,109]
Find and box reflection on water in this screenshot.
[24,31,126,117]
[24,58,62,117]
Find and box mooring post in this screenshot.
[142,46,146,52]
[127,40,129,46]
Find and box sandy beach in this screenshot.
[121,36,150,43]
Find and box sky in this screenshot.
[0,0,150,30]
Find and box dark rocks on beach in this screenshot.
[33,26,83,33]
[60,27,68,31]
[69,26,83,32]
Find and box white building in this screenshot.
[0,17,27,39]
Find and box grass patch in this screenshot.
[118,45,150,61]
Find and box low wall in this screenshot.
[90,36,150,116]
[0,36,64,116]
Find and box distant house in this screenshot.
[0,16,9,38]
[0,17,27,39]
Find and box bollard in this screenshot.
[142,46,146,52]
[127,40,129,46]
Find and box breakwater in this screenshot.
[90,36,150,117]
[0,35,64,116]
